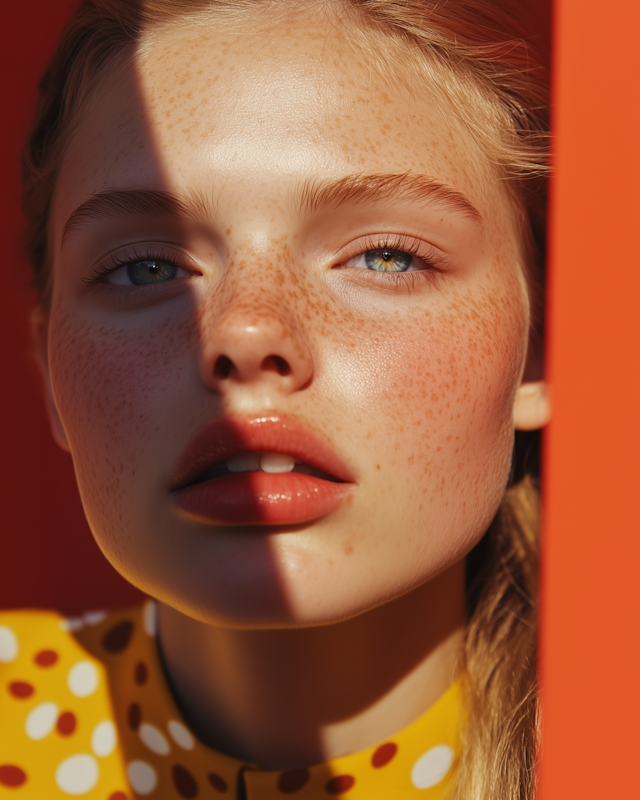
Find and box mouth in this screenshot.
[169,415,355,526]
[192,451,342,485]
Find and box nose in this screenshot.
[199,305,314,396]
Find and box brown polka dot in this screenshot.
[325,775,355,794]
[8,681,34,699]
[127,702,141,731]
[277,769,310,793]
[0,765,27,787]
[207,773,228,793]
[172,764,198,798]
[57,711,77,736]
[34,649,58,667]
[371,742,397,768]
[134,661,148,685]
[109,793,129,800]
[102,621,134,653]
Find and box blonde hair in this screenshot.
[22,2,548,797]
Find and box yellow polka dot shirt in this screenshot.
[0,603,462,799]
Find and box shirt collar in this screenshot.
[77,601,463,799]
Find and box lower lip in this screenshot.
[171,472,353,526]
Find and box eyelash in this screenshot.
[83,245,192,286]
[339,234,449,287]
[83,235,448,292]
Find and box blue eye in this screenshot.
[125,260,178,285]
[364,249,412,272]
[85,249,195,289]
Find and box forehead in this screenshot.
[53,7,515,238]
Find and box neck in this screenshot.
[157,563,465,770]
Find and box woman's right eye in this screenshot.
[107,259,186,286]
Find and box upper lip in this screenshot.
[169,413,356,490]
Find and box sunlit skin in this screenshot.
[36,6,549,769]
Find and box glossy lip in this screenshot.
[169,414,356,526]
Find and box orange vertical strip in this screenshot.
[539,1,640,797]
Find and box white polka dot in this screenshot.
[143,601,157,636]
[83,610,107,626]
[127,760,157,795]
[26,702,59,740]
[56,754,99,795]
[91,720,117,757]
[139,723,170,755]
[68,660,99,697]
[59,617,84,632]
[167,719,194,750]
[411,744,454,789]
[0,625,18,662]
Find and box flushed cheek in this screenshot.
[326,282,526,524]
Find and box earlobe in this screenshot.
[514,381,551,431]
[30,306,71,453]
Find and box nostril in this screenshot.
[212,354,294,382]
[264,355,292,376]
[214,355,233,379]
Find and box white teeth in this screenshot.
[226,453,261,473]
[260,453,296,473]
[225,452,297,474]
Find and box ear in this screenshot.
[514,331,550,431]
[30,306,71,452]
[514,380,550,430]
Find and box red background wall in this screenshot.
[1,1,143,612]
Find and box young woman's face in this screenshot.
[45,10,530,626]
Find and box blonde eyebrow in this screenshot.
[61,188,211,244]
[61,175,480,245]
[295,172,482,222]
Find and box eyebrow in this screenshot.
[295,172,482,222]
[61,188,210,244]
[62,173,481,244]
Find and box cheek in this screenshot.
[47,301,200,536]
[324,275,527,524]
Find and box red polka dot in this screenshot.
[127,702,141,731]
[277,769,310,793]
[371,742,397,768]
[108,793,129,800]
[102,621,134,654]
[134,661,148,685]
[34,649,58,667]
[57,711,77,736]
[0,765,27,787]
[207,773,228,793]
[8,681,34,699]
[172,764,198,798]
[325,775,355,795]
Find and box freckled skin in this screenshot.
[47,9,530,630]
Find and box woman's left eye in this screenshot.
[107,259,186,286]
[345,248,424,273]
